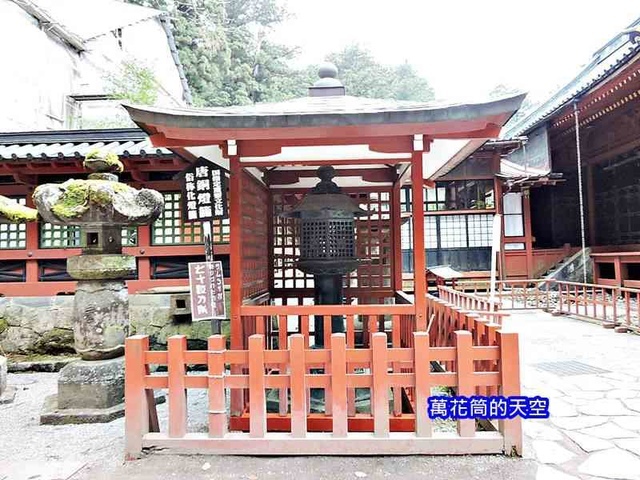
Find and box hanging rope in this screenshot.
[573,101,588,284]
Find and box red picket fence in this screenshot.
[125,325,521,457]
[437,285,507,325]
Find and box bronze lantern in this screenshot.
[281,166,366,346]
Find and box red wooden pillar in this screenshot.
[229,154,244,415]
[411,146,427,329]
[522,188,534,279]
[25,190,39,284]
[137,225,151,285]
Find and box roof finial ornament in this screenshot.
[318,62,338,80]
[309,62,345,97]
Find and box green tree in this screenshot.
[106,60,159,105]
[125,3,435,105]
[325,44,434,101]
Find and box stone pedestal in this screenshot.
[40,357,125,424]
[0,355,16,404]
[73,280,129,360]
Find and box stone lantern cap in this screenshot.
[33,149,163,227]
[0,195,37,224]
[33,177,163,226]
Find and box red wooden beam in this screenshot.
[240,158,409,168]
[150,117,505,145]
[265,168,396,185]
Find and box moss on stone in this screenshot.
[32,328,75,355]
[0,196,37,223]
[83,150,124,173]
[0,318,8,335]
[49,179,135,220]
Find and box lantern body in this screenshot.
[296,197,360,276]
[280,167,366,347]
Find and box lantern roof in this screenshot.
[124,93,525,144]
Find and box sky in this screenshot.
[273,0,640,103]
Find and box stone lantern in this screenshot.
[34,151,164,423]
[0,196,37,405]
[281,166,366,346]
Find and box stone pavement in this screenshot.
[510,311,640,479]
[3,310,640,479]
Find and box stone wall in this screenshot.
[0,292,230,355]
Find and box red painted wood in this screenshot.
[168,335,188,438]
[150,116,505,145]
[411,151,427,329]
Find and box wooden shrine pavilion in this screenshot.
[123,67,525,456]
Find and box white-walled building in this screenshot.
[0,0,191,131]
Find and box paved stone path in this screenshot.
[4,310,640,479]
[510,311,640,479]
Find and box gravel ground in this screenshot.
[0,371,536,480]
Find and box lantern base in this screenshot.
[313,274,345,347]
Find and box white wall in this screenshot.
[0,1,78,131]
[0,1,186,132]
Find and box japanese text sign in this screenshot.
[188,261,226,320]
[180,158,228,222]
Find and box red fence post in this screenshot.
[249,334,266,438]
[289,334,307,438]
[125,335,150,460]
[371,332,389,437]
[498,330,522,456]
[331,333,348,437]
[455,330,475,437]
[168,335,187,438]
[414,332,432,437]
[208,335,227,438]
[278,315,288,416]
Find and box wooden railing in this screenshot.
[453,278,640,333]
[436,285,506,325]
[125,327,521,458]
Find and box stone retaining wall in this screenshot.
[0,292,230,354]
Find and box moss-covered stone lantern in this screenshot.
[34,150,164,423]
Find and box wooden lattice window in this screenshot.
[241,173,270,299]
[151,192,229,245]
[152,192,203,245]
[272,192,314,290]
[0,197,27,250]
[349,190,392,289]
[40,224,137,248]
[40,224,81,248]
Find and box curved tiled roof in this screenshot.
[125,93,526,134]
[0,128,171,160]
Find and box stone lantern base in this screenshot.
[0,355,16,404]
[40,357,126,424]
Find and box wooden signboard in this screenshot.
[188,261,226,321]
[180,157,228,222]
[179,158,229,333]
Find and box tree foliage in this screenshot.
[106,60,159,105]
[124,1,435,106]
[326,45,434,101]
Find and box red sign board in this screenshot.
[188,261,226,320]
